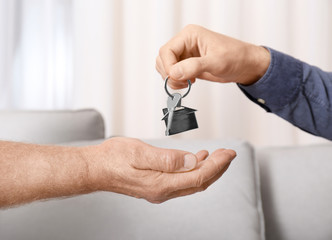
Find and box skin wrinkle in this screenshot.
[159,172,183,198]
[197,32,206,56]
[163,162,231,202]
[80,145,97,192]
[163,151,178,172]
[144,145,162,170]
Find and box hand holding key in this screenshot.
[156,24,270,88]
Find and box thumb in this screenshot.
[170,57,207,81]
[145,148,198,173]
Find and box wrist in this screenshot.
[240,45,271,86]
[80,139,121,193]
[79,144,105,192]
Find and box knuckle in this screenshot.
[195,174,204,188]
[200,182,209,191]
[155,63,162,74]
[155,55,161,66]
[163,152,176,172]
[184,24,198,31]
[194,182,209,193]
[159,45,167,56]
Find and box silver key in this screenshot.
[165,93,182,136]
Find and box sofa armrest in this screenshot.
[0,109,105,144]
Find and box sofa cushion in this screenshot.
[0,139,264,240]
[0,109,105,144]
[257,143,332,240]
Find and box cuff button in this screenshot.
[257,98,266,104]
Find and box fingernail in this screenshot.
[184,154,197,170]
[224,149,237,160]
[170,66,184,80]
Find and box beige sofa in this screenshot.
[0,109,331,240]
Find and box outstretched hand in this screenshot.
[86,137,236,203]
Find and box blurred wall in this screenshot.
[1,0,332,146]
[0,0,73,109]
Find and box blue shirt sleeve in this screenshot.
[238,47,332,140]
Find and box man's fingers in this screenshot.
[167,78,196,90]
[158,34,206,89]
[169,57,208,81]
[145,149,208,173]
[156,55,195,90]
[196,150,209,162]
[159,35,186,75]
[156,55,167,79]
[135,147,200,173]
[167,148,236,190]
[160,162,231,202]
[155,150,197,172]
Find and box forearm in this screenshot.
[239,48,332,140]
[0,141,92,208]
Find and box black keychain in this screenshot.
[162,76,198,136]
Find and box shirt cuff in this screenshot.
[238,47,302,112]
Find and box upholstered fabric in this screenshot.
[0,139,265,240]
[257,144,332,240]
[0,109,104,144]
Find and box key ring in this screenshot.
[164,76,191,98]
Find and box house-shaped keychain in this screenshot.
[162,106,198,135]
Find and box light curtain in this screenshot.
[0,0,73,109]
[1,0,331,146]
